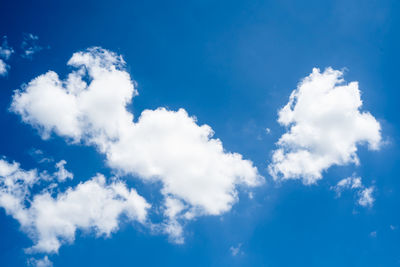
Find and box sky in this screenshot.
[0,0,399,266]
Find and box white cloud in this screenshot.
[21,33,43,59]
[54,160,73,182]
[11,47,263,242]
[27,174,149,253]
[331,176,362,197]
[0,59,8,76]
[230,243,243,256]
[28,149,54,164]
[269,68,381,184]
[28,256,52,267]
[161,197,186,243]
[0,36,14,60]
[358,186,374,207]
[0,157,150,254]
[331,176,375,207]
[0,36,14,76]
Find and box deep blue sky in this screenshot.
[0,0,399,266]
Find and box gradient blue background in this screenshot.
[0,0,399,266]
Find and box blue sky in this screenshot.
[0,0,399,266]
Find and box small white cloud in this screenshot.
[370,231,377,238]
[331,176,362,197]
[21,33,44,59]
[0,59,8,76]
[0,36,14,60]
[358,186,375,207]
[54,160,73,182]
[28,149,54,164]
[0,36,13,76]
[230,243,243,256]
[28,256,52,267]
[331,176,375,207]
[390,225,397,230]
[269,68,381,184]
[265,128,271,134]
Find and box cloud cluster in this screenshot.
[0,36,14,60]
[11,47,263,242]
[0,157,150,255]
[28,149,54,164]
[0,33,45,76]
[331,176,375,207]
[0,36,14,76]
[21,33,44,59]
[0,45,386,267]
[269,68,381,184]
[28,256,52,267]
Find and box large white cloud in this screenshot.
[11,47,263,241]
[269,68,381,184]
[0,158,150,254]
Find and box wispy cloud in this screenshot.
[331,176,375,207]
[28,148,54,164]
[0,36,14,76]
[28,256,52,267]
[230,243,243,256]
[0,36,14,60]
[21,33,44,59]
[370,231,377,238]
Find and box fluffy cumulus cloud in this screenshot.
[269,68,381,184]
[331,176,375,207]
[11,47,263,242]
[0,157,150,255]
